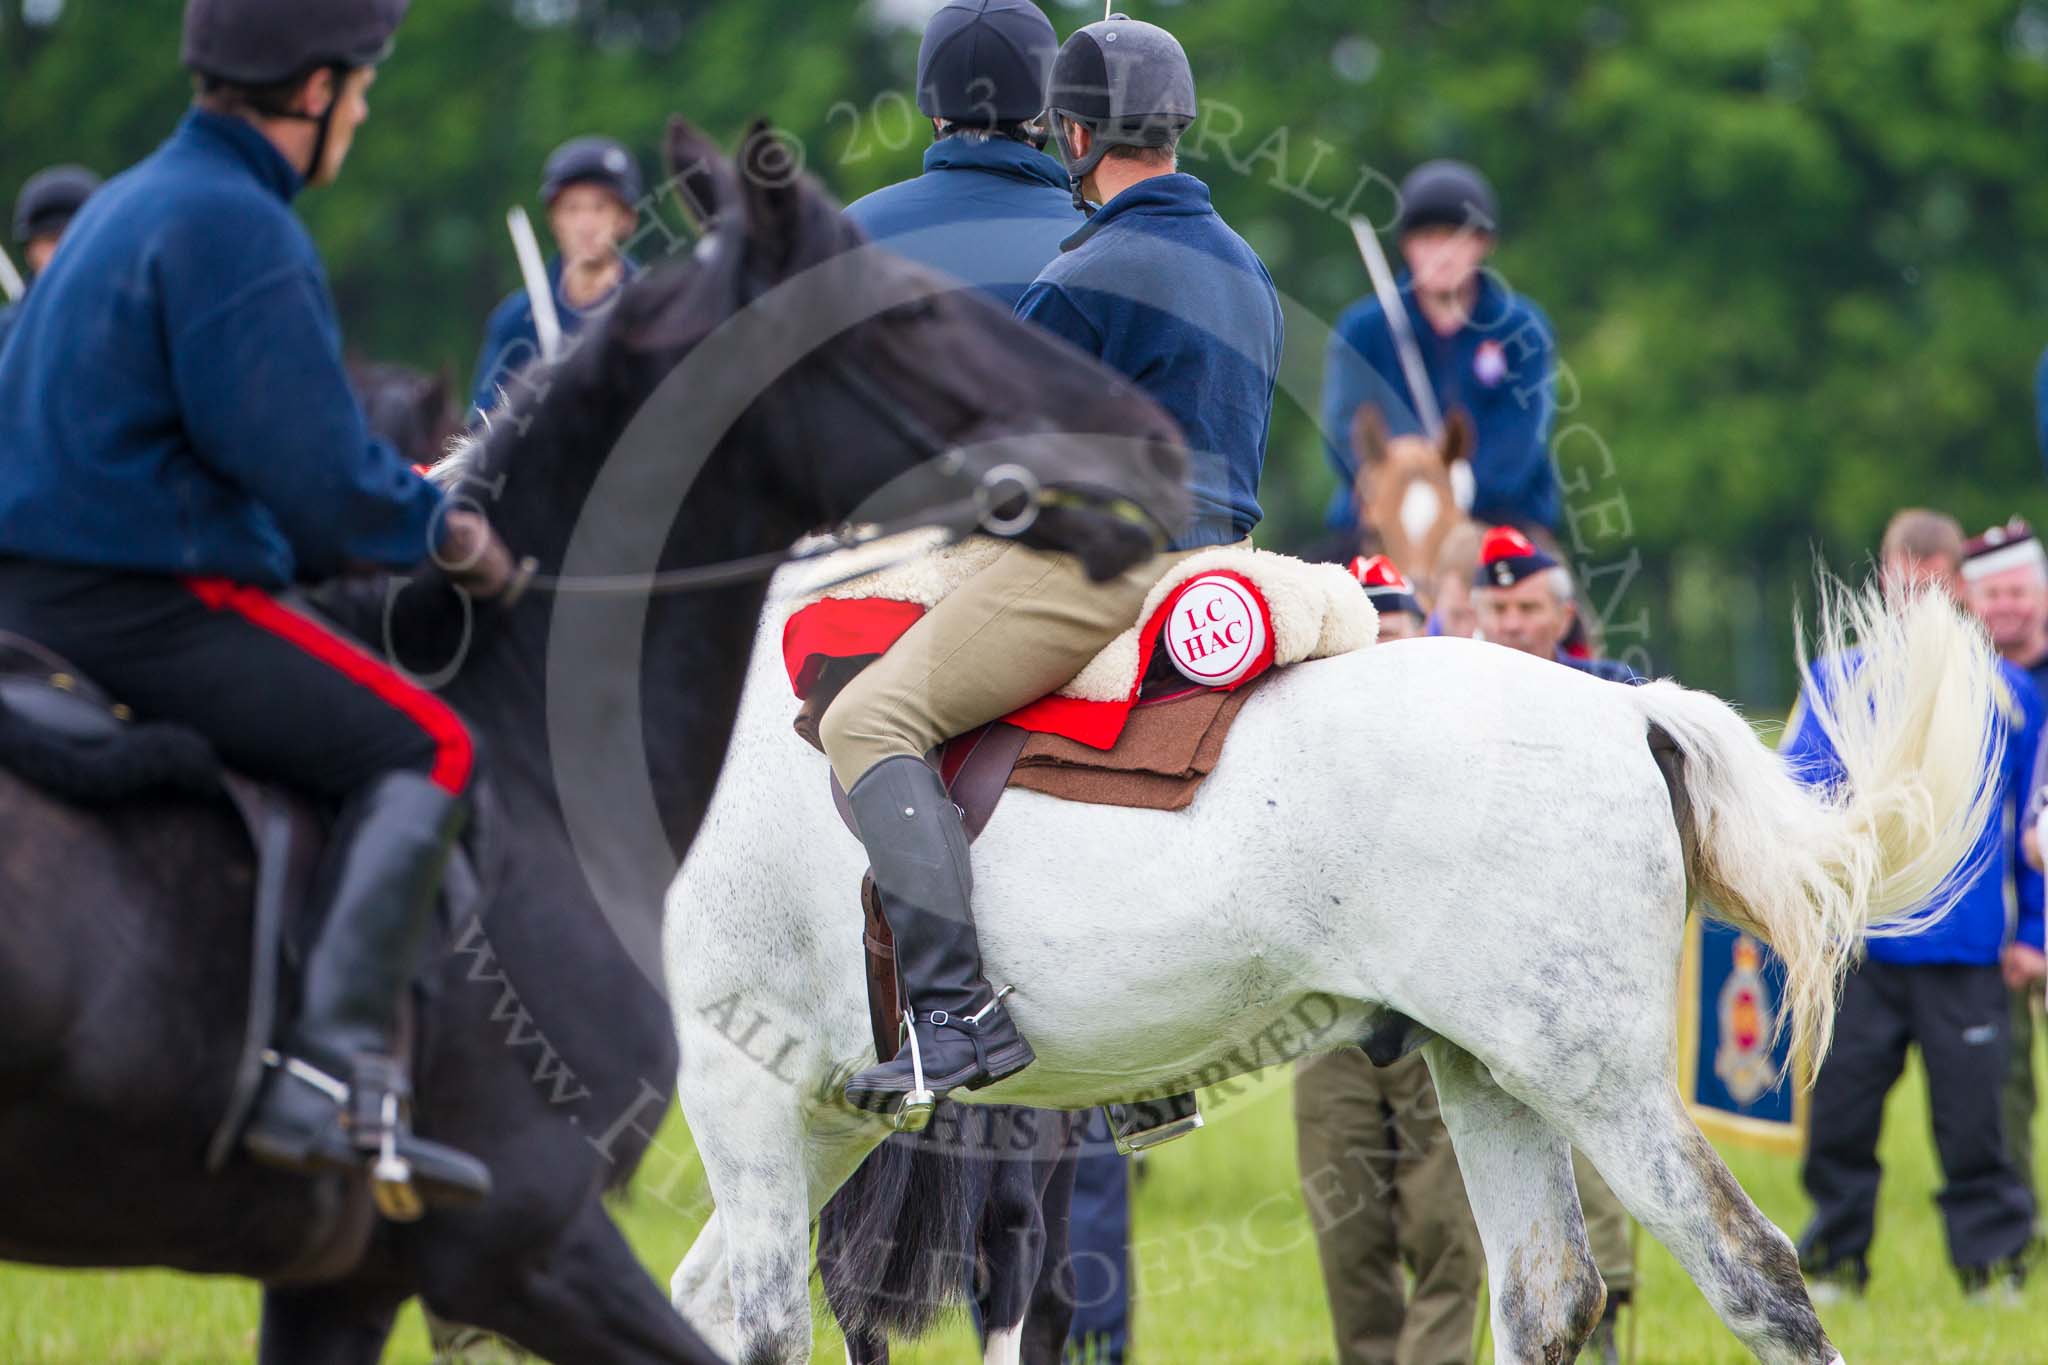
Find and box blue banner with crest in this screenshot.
[1678,916,1806,1153]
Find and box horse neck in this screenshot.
[435,558,776,983]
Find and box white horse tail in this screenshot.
[1635,578,2005,1067]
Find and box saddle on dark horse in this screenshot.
[0,632,487,1223]
[782,539,1378,1150]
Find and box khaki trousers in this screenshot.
[1294,1049,1483,1365]
[819,542,1195,789]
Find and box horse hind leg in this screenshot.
[1422,1040,1606,1365]
[1564,1089,1840,1365]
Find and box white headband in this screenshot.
[1963,538,2048,583]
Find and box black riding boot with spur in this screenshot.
[242,771,491,1218]
[840,755,1033,1130]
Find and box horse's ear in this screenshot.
[665,115,733,232]
[1442,407,1474,467]
[736,117,810,278]
[1350,403,1391,470]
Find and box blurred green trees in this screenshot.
[5,0,2045,698]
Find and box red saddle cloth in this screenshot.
[782,567,1276,751]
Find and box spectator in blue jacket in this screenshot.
[468,136,641,424]
[1789,508,2042,1298]
[844,0,1076,310]
[1321,162,1559,548]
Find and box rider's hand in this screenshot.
[439,509,529,604]
[2003,942,2047,992]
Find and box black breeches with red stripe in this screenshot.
[0,560,475,802]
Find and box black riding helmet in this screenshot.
[181,0,410,179]
[1046,15,1197,213]
[540,136,644,209]
[182,0,408,85]
[13,165,102,245]
[915,0,1060,129]
[1396,160,1500,237]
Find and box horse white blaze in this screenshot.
[665,576,1995,1365]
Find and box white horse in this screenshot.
[664,575,1997,1365]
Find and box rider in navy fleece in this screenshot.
[0,2,513,1208]
[1016,172,1283,551]
[0,110,439,586]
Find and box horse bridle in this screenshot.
[515,346,1166,601]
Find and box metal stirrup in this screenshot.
[896,1009,936,1133]
[370,1091,424,1223]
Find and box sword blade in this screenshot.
[1348,216,1444,443]
[506,205,564,362]
[0,243,25,304]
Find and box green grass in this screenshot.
[4,1053,2045,1363]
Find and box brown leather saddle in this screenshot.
[0,633,483,1184]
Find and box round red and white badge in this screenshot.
[1162,573,1271,688]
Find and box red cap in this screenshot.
[1349,553,1422,617]
[1475,525,1558,588]
[1348,553,1412,593]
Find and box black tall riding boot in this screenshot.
[840,756,1033,1129]
[242,771,491,1217]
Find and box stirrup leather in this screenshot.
[896,1009,935,1133]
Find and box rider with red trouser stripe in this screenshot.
[0,0,512,1207]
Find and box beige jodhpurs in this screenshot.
[819,541,1197,790]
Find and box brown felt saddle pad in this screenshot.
[1007,673,1267,812]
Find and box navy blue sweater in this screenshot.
[1783,652,2045,965]
[1323,272,1560,532]
[0,111,441,588]
[844,136,1082,310]
[1017,175,1282,551]
[468,255,623,424]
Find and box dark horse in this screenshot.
[348,359,459,469]
[0,118,1187,1364]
